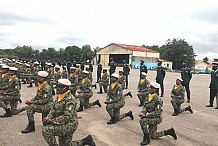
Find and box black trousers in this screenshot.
[159,82,164,96]
[209,88,218,105]
[97,73,101,82]
[125,75,129,88]
[183,83,191,100]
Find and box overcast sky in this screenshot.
[0,0,218,60]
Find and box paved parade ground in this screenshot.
[0,66,218,146]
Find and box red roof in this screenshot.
[101,43,159,53]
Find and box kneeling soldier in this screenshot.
[97,69,109,94]
[42,79,96,146]
[21,71,53,133]
[139,82,177,145]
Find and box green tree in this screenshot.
[81,45,95,62]
[160,38,196,70]
[13,45,34,60]
[65,45,82,62]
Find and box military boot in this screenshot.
[139,101,143,107]
[140,133,150,145]
[185,106,193,113]
[52,89,55,95]
[172,108,179,116]
[93,100,101,107]
[107,116,116,124]
[21,121,35,133]
[92,84,97,89]
[76,105,83,112]
[164,128,177,139]
[82,135,96,146]
[125,110,134,120]
[0,108,12,118]
[97,88,103,94]
[124,91,132,97]
[27,82,33,88]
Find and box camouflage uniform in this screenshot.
[75,68,82,84]
[117,75,126,90]
[68,73,78,96]
[25,66,32,84]
[61,68,68,79]
[99,72,109,93]
[139,93,164,139]
[47,67,54,93]
[77,78,93,109]
[106,82,126,121]
[53,71,62,85]
[137,79,150,106]
[32,65,40,86]
[0,73,10,110]
[25,81,53,122]
[42,91,83,146]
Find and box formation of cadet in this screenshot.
[104,73,134,124]
[181,62,192,103]
[170,77,193,116]
[155,61,166,97]
[206,62,218,108]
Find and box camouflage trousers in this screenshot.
[77,92,93,109]
[139,117,164,139]
[0,96,9,109]
[99,82,108,93]
[137,92,148,103]
[42,121,83,146]
[106,101,126,121]
[171,98,185,113]
[26,104,52,122]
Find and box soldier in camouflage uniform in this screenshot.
[42,79,96,146]
[28,61,40,87]
[61,66,68,79]
[137,72,150,107]
[76,71,101,112]
[97,69,109,94]
[46,63,55,95]
[75,64,82,85]
[86,67,97,89]
[139,82,177,145]
[104,74,134,124]
[68,67,78,96]
[24,63,32,85]
[53,65,62,85]
[0,67,21,117]
[21,71,53,133]
[118,70,125,90]
[171,77,193,116]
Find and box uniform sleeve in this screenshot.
[110,86,123,103]
[147,96,163,118]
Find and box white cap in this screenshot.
[37,71,48,77]
[70,66,76,70]
[141,72,147,76]
[58,79,71,86]
[55,65,60,69]
[150,82,159,88]
[112,73,119,79]
[47,63,52,66]
[25,63,30,67]
[34,61,39,65]
[82,70,89,74]
[176,77,183,82]
[9,67,18,71]
[2,65,9,69]
[0,64,6,66]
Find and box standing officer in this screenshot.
[21,71,53,133]
[97,69,109,94]
[181,62,192,103]
[155,61,165,97]
[206,63,218,108]
[139,82,177,145]
[123,63,130,89]
[96,62,102,83]
[42,79,96,146]
[76,71,101,112]
[170,77,193,116]
[109,60,116,78]
[104,74,134,124]
[137,72,150,107]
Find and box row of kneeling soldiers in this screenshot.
[0,65,193,146]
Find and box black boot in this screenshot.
[164,128,177,139]
[172,109,178,116]
[76,105,83,112]
[19,99,22,103]
[27,82,33,88]
[97,88,103,94]
[0,108,12,118]
[206,104,213,107]
[107,116,116,124]
[93,100,101,107]
[139,101,143,107]
[127,91,132,97]
[125,111,134,120]
[82,135,96,146]
[52,89,55,95]
[185,106,193,113]
[140,133,150,145]
[21,121,35,133]
[92,84,97,89]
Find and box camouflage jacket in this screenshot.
[0,73,9,90]
[137,79,150,93]
[32,82,53,105]
[68,73,78,91]
[142,93,163,118]
[54,71,62,83]
[33,66,40,76]
[117,75,126,90]
[61,70,68,79]
[47,67,54,79]
[171,84,185,101]
[5,75,21,96]
[99,73,109,86]
[48,92,77,125]
[106,82,124,103]
[79,78,92,94]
